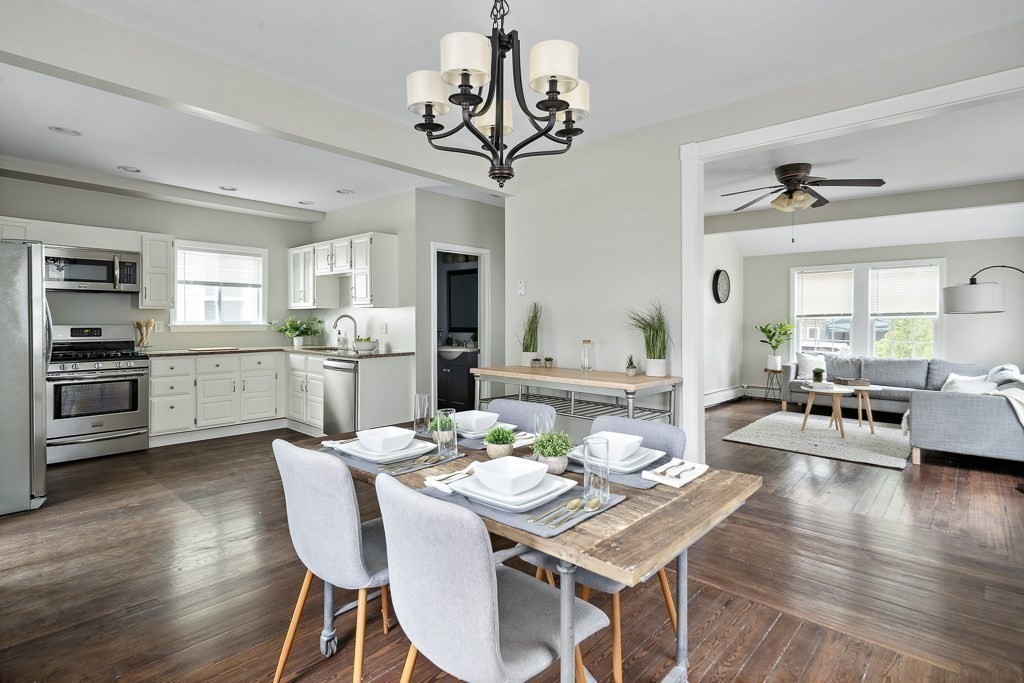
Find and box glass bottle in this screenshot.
[580,339,593,372]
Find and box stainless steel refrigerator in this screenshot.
[0,240,48,515]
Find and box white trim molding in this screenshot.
[705,386,745,407]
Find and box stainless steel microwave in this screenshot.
[43,246,140,292]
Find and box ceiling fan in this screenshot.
[722,163,885,212]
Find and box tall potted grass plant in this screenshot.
[518,302,542,367]
[626,301,669,377]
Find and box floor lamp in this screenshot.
[942,265,1024,494]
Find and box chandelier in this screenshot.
[405,0,589,187]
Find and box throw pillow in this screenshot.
[796,352,826,380]
[941,373,998,394]
[987,364,1022,385]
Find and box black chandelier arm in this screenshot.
[524,114,572,145]
[426,134,494,162]
[468,28,501,120]
[970,265,1024,283]
[509,31,554,122]
[428,119,468,141]
[460,106,501,159]
[506,113,559,163]
[507,137,574,162]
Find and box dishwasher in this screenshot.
[323,359,358,434]
[323,355,415,433]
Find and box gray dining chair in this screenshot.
[272,440,391,683]
[488,398,556,432]
[374,473,608,683]
[520,416,686,683]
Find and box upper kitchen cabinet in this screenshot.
[140,234,175,309]
[313,238,353,276]
[288,245,340,309]
[349,233,397,308]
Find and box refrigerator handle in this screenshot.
[44,296,53,364]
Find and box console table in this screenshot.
[471,366,683,424]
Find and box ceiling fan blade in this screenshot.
[802,176,826,183]
[802,186,830,208]
[732,191,775,212]
[806,178,886,187]
[720,184,783,197]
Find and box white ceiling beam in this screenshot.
[0,0,513,197]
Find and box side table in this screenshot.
[764,368,782,404]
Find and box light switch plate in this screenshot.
[517,280,526,296]
[154,321,165,333]
[379,323,388,334]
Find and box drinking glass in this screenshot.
[436,408,458,457]
[533,411,554,437]
[583,435,610,503]
[413,394,430,434]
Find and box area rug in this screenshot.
[723,411,911,469]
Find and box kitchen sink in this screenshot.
[438,346,479,360]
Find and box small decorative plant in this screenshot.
[484,426,516,445]
[626,354,637,376]
[533,431,573,473]
[627,301,670,376]
[428,414,457,432]
[544,356,554,368]
[469,332,478,347]
[812,367,825,382]
[531,358,542,368]
[755,321,794,355]
[355,336,374,342]
[275,315,323,338]
[519,302,542,353]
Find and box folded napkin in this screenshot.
[641,458,709,488]
[424,463,476,493]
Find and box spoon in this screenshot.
[551,497,602,528]
[529,497,582,524]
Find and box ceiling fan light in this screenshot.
[440,32,492,86]
[791,190,814,209]
[475,99,514,136]
[406,70,451,115]
[528,40,579,94]
[556,79,590,121]
[770,192,792,212]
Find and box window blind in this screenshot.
[176,246,263,288]
[794,269,853,317]
[869,264,939,316]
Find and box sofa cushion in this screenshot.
[926,359,991,391]
[862,358,928,390]
[940,373,998,394]
[824,355,861,381]
[796,352,827,379]
[867,385,917,403]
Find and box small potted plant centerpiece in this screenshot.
[428,413,457,444]
[518,302,542,367]
[812,367,825,383]
[625,354,637,377]
[531,357,542,368]
[275,315,324,348]
[483,425,516,459]
[532,431,574,474]
[755,321,794,371]
[544,356,554,368]
[627,301,670,377]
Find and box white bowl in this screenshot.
[453,410,500,432]
[353,340,379,353]
[356,426,416,453]
[472,457,548,496]
[588,431,644,462]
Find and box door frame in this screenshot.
[679,66,1024,462]
[430,242,492,411]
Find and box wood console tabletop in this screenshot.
[470,365,682,391]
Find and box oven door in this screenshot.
[46,370,150,439]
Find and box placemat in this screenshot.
[418,487,626,538]
[564,455,672,490]
[319,442,463,477]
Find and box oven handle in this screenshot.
[113,254,120,290]
[47,371,149,382]
[47,429,148,446]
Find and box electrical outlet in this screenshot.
[517,280,526,296]
[154,321,165,333]
[379,323,388,334]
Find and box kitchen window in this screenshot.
[791,259,944,359]
[172,241,268,328]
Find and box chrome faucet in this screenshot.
[332,314,358,349]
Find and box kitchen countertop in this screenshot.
[145,346,414,360]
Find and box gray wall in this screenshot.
[703,234,745,403]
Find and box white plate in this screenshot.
[456,421,516,439]
[567,445,666,474]
[331,438,437,464]
[450,473,577,513]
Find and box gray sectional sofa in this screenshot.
[781,356,1023,464]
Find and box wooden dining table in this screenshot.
[297,430,761,682]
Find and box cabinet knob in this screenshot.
[257,360,262,365]
[169,385,174,390]
[170,405,175,409]
[169,365,175,370]
[215,363,220,368]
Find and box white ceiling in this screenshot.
[718,203,1024,257]
[704,95,1024,216]
[58,0,1024,142]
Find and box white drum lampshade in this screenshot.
[475,99,513,136]
[440,32,492,86]
[942,281,1006,314]
[556,79,590,121]
[528,40,579,94]
[406,71,451,115]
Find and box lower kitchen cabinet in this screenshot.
[151,395,196,434]
[196,374,239,427]
[240,370,277,421]
[287,354,324,429]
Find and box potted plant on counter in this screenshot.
[518,302,542,366]
[275,315,324,347]
[531,357,542,368]
[625,354,637,377]
[755,321,794,371]
[544,356,554,369]
[483,425,516,459]
[532,431,573,474]
[627,301,669,377]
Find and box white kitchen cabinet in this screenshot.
[151,395,196,434]
[240,370,277,422]
[314,242,332,276]
[288,245,340,309]
[352,236,371,270]
[196,374,239,427]
[288,232,396,308]
[140,234,175,309]
[332,238,352,273]
[287,354,324,428]
[350,233,397,308]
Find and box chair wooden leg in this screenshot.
[535,566,544,581]
[381,584,391,634]
[574,645,586,683]
[611,592,623,683]
[274,569,314,683]
[353,588,367,683]
[581,585,591,602]
[545,570,557,587]
[656,568,678,633]
[400,645,418,683]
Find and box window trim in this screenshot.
[169,240,270,331]
[789,257,945,361]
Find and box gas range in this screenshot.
[48,324,149,374]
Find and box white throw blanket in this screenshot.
[991,382,1024,428]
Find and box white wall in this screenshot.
[0,176,313,349]
[703,233,745,405]
[740,236,1024,388]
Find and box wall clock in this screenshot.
[712,269,730,303]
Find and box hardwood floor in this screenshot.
[1,399,1021,681]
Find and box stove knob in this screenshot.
[94,363,103,369]
[126,361,135,368]
[71,363,80,370]
[59,364,67,371]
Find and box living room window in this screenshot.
[791,259,944,359]
[172,241,268,327]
